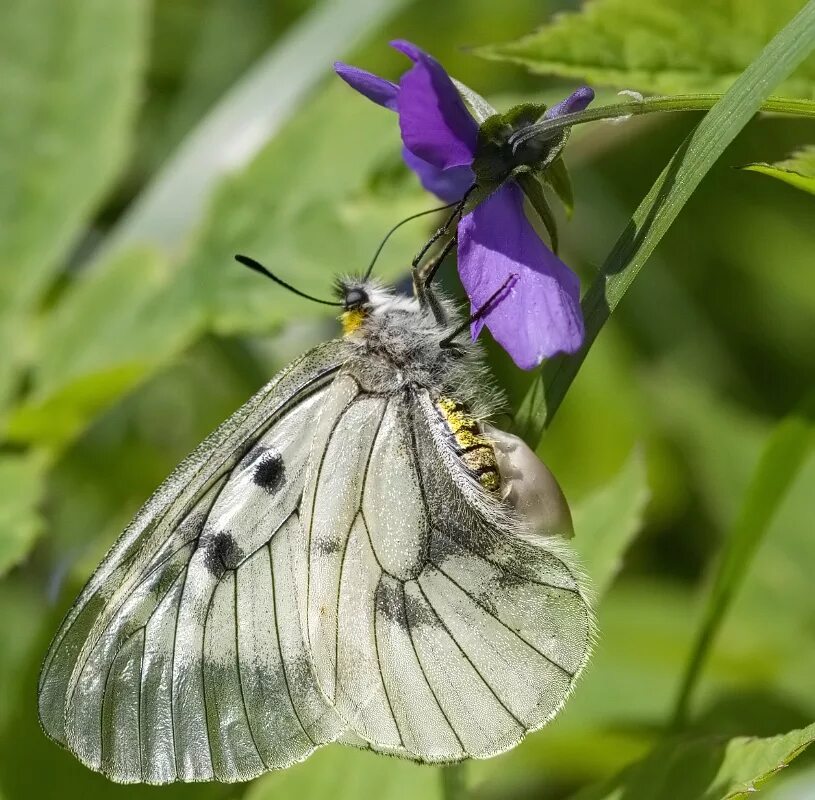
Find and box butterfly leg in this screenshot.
[439,273,518,349]
[413,235,457,325]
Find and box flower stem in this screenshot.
[511,93,815,149]
[441,763,468,800]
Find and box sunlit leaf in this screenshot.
[0,0,148,413]
[570,722,815,800]
[0,453,45,576]
[742,145,815,196]
[475,0,815,98]
[572,449,650,597]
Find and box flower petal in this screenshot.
[390,40,478,170]
[402,147,474,203]
[457,184,584,369]
[334,62,399,111]
[544,86,595,119]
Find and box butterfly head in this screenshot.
[336,279,371,336]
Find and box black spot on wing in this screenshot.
[201,530,244,576]
[315,535,343,556]
[376,579,440,630]
[375,580,407,631]
[253,449,285,493]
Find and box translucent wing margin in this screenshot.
[301,382,592,763]
[38,342,347,784]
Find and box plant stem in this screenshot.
[441,763,468,800]
[511,93,815,148]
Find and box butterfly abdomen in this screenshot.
[434,396,500,493]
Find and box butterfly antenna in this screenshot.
[235,255,343,307]
[363,200,459,281]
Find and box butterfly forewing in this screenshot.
[39,342,347,784]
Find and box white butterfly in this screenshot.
[38,268,593,784]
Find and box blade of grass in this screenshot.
[514,0,815,445]
[671,396,815,728]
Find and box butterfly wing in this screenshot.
[39,342,348,784]
[301,380,592,763]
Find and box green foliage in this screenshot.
[515,0,815,444]
[5,247,193,450]
[476,0,815,97]
[673,403,815,726]
[742,145,815,195]
[571,722,815,800]
[0,0,148,414]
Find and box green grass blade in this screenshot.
[671,399,815,728]
[514,0,815,446]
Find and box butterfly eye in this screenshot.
[344,287,368,309]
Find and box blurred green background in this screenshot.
[1,0,814,798]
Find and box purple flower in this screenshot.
[335,41,593,369]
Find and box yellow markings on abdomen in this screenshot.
[340,309,365,336]
[435,396,500,493]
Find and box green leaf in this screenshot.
[514,0,815,446]
[475,0,815,98]
[742,145,815,195]
[0,453,45,576]
[0,576,50,730]
[0,0,148,413]
[572,450,650,597]
[244,745,441,800]
[672,399,815,726]
[452,78,498,124]
[570,722,815,800]
[544,156,575,218]
[517,173,559,253]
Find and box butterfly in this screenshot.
[38,252,593,784]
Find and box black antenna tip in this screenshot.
[234,253,256,268]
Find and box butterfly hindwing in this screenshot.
[38,342,348,784]
[301,381,593,763]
